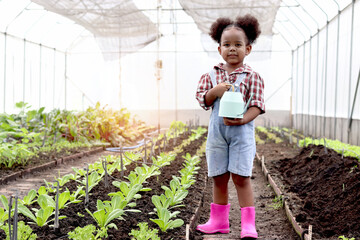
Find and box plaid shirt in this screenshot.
[196,63,265,113]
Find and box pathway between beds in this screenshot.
[194,160,299,240]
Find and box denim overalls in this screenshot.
[206,69,256,177]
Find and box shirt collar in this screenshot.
[214,63,252,74]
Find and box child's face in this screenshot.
[218,27,252,68]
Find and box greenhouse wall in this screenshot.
[292,0,360,145]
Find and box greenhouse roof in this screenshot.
[0,0,352,55]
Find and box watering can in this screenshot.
[218,84,254,119]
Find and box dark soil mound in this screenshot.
[278,145,360,239]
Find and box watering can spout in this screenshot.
[243,93,254,111]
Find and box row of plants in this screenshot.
[265,126,360,161]
[0,102,155,169]
[255,126,283,144]
[299,137,360,161]
[129,128,207,239]
[0,124,207,239]
[256,126,359,240]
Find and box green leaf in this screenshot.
[58,191,70,209]
[38,186,47,195]
[21,189,37,205]
[104,209,124,227]
[0,195,9,210]
[92,209,106,227]
[96,200,105,211]
[169,219,184,229]
[150,219,165,231]
[18,204,37,223]
[38,195,50,209]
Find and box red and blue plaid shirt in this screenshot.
[196,63,265,113]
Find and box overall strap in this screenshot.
[209,69,217,87]
[233,73,246,92]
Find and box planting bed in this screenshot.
[0,145,101,179]
[257,129,360,239]
[0,129,208,239]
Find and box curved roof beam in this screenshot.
[282,3,312,40]
[273,24,296,49]
[277,10,306,45]
[5,2,32,32]
[23,11,47,38]
[292,0,319,32]
[332,0,340,11]
[311,0,329,22]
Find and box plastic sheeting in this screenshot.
[178,0,281,58]
[178,0,281,35]
[31,0,158,60]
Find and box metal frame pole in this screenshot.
[296,47,299,130]
[278,10,307,132]
[64,52,68,109]
[301,43,306,133]
[333,1,341,139]
[23,39,26,104]
[53,48,56,108]
[39,44,42,108]
[291,49,294,128]
[293,0,321,137]
[307,37,312,136]
[348,68,360,134]
[284,5,313,134]
[3,33,7,113]
[347,0,356,143]
[156,0,161,133]
[314,32,320,137]
[310,0,329,138]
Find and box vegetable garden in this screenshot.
[1,104,359,239]
[1,1,360,239]
[0,104,210,239]
[254,127,360,240]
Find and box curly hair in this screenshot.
[209,14,261,45]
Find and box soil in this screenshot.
[257,134,360,239]
[0,130,208,240]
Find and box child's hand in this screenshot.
[223,117,246,126]
[212,83,232,98]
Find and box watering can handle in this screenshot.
[225,84,235,92]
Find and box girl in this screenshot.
[195,14,265,239]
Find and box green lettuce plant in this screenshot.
[150,207,183,232]
[68,224,107,240]
[19,189,37,206]
[18,194,67,226]
[0,221,37,240]
[150,195,184,232]
[85,200,125,238]
[161,177,188,207]
[0,195,13,226]
[129,222,160,240]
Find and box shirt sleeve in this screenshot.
[196,73,213,110]
[248,72,265,114]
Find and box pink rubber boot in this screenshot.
[196,203,231,234]
[240,206,258,239]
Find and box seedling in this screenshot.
[129,222,160,240]
[269,196,283,210]
[338,236,355,240]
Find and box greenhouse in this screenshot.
[0,0,359,239]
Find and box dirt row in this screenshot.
[256,129,360,240]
